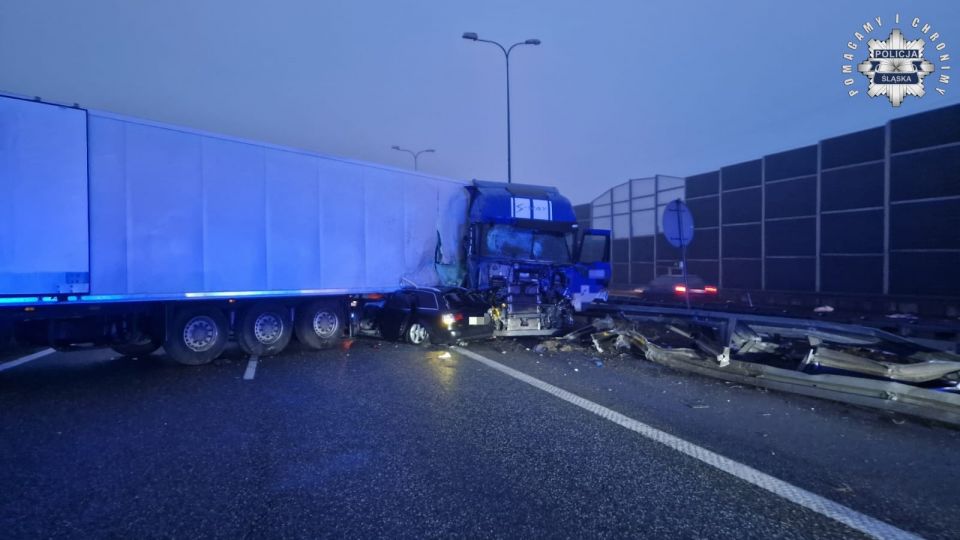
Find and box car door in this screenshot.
[411,290,441,334]
[377,291,413,341]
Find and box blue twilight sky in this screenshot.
[1,1,958,204]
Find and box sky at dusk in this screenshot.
[2,0,958,203]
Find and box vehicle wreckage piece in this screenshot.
[802,345,960,383]
[628,328,960,427]
[747,324,881,347]
[666,325,730,366]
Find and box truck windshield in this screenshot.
[482,225,571,263]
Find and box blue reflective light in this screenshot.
[0,296,41,304]
[80,295,129,302]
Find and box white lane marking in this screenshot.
[0,348,56,373]
[452,346,921,540]
[243,357,259,380]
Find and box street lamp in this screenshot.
[391,146,434,171]
[462,32,541,183]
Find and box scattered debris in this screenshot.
[438,352,452,360]
[518,311,960,427]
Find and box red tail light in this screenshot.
[454,312,464,321]
[674,285,687,294]
[705,286,717,294]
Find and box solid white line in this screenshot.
[243,357,259,381]
[451,346,921,540]
[0,348,55,373]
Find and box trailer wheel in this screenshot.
[237,304,292,356]
[164,307,228,365]
[295,301,343,350]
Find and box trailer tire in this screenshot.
[164,307,229,365]
[237,304,292,357]
[295,301,343,350]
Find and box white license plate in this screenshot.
[469,317,485,326]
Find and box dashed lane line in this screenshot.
[243,357,259,381]
[451,346,921,540]
[0,348,56,373]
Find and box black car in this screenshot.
[634,266,718,301]
[363,287,494,345]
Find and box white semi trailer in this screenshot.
[0,93,470,364]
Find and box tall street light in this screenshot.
[391,146,435,171]
[462,32,540,183]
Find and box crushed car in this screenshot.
[359,287,494,345]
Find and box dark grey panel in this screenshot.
[766,217,815,257]
[656,234,683,262]
[765,257,815,292]
[686,195,719,228]
[612,263,630,286]
[821,162,884,211]
[721,160,762,190]
[821,210,883,254]
[890,199,960,250]
[722,259,761,290]
[630,236,654,263]
[890,144,960,202]
[687,260,719,285]
[631,263,654,284]
[574,203,591,221]
[765,176,816,219]
[890,103,960,154]
[890,252,960,297]
[686,171,719,198]
[821,255,882,294]
[765,145,817,181]
[721,187,761,224]
[612,238,630,263]
[722,224,761,258]
[687,227,718,260]
[821,127,884,169]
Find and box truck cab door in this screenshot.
[568,229,611,311]
[576,229,611,266]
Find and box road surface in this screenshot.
[1,339,956,538]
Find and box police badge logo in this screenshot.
[842,15,950,107]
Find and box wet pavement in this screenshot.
[0,338,956,539]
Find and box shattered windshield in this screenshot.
[482,225,571,263]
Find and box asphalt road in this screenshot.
[0,339,956,539]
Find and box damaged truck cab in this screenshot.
[463,180,610,336]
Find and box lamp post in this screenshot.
[391,146,434,171]
[462,32,540,183]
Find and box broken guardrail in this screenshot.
[578,304,960,427]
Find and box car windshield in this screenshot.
[482,225,571,264]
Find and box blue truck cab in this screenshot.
[464,180,610,336]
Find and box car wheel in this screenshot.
[406,320,431,346]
